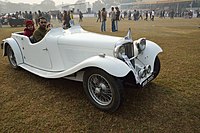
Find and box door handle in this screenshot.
[43,48,48,51]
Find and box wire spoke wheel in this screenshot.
[83,69,123,112]
[88,74,112,106]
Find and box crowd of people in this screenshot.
[1,7,200,34]
[95,7,200,32]
[0,10,51,26]
[0,9,85,27]
[0,9,85,42]
[96,7,121,32]
[96,7,157,32]
[117,9,200,21]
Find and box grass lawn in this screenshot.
[0,17,200,132]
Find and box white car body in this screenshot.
[2,25,162,112]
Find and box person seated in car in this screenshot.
[23,20,35,37]
[32,17,51,42]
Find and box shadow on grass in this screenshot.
[15,68,171,110]
[20,67,172,115]
[4,65,172,115]
[115,82,172,114]
[2,61,196,132]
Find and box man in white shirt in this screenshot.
[151,10,155,21]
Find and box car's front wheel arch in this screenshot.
[6,44,19,69]
[3,39,24,68]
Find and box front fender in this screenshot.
[137,40,163,70]
[80,55,132,77]
[46,55,132,78]
[3,38,23,65]
[19,55,132,79]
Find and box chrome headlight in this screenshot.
[146,65,151,74]
[138,65,151,79]
[114,45,126,59]
[138,69,146,78]
[136,38,146,52]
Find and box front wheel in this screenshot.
[7,45,18,69]
[83,69,123,112]
[153,56,161,79]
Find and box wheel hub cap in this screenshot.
[95,87,101,94]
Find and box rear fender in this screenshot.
[3,38,23,65]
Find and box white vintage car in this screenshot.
[1,25,162,112]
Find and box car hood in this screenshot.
[56,26,123,50]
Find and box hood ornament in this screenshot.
[124,28,132,40]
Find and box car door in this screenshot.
[21,37,52,70]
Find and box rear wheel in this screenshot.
[7,45,18,69]
[83,69,123,112]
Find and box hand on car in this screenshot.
[47,23,53,30]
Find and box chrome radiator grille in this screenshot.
[124,42,135,67]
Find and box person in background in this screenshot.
[32,17,51,42]
[24,11,28,19]
[0,20,2,28]
[15,11,19,19]
[79,11,83,22]
[120,10,124,20]
[57,11,63,23]
[46,12,51,23]
[144,11,148,21]
[70,10,74,26]
[197,10,200,18]
[111,7,116,32]
[101,8,107,32]
[128,10,132,20]
[38,10,42,18]
[18,11,23,19]
[96,10,101,22]
[115,7,120,31]
[33,12,39,26]
[28,11,33,20]
[151,10,155,21]
[62,10,71,29]
[23,20,35,37]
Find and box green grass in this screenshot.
[0,17,200,132]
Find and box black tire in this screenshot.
[7,45,18,69]
[153,56,161,79]
[83,69,123,112]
